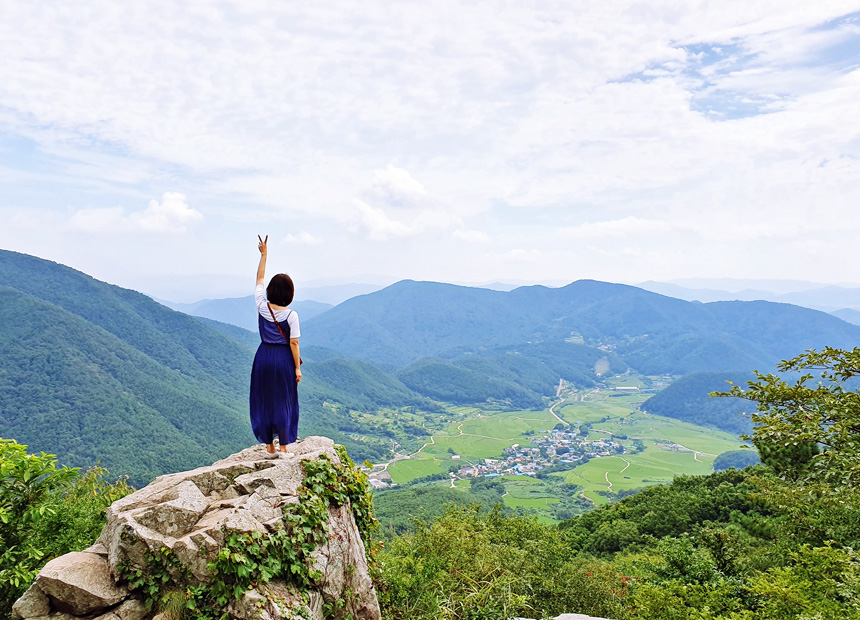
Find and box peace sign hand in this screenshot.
[258,235,268,256]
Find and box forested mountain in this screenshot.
[398,342,627,408]
[0,251,422,484]
[304,279,860,374]
[832,307,860,326]
[641,371,756,435]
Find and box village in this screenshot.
[454,427,625,478]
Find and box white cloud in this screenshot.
[353,199,414,241]
[562,217,677,240]
[285,231,322,246]
[370,165,428,206]
[453,229,491,244]
[3,2,860,287]
[351,165,460,241]
[69,193,202,234]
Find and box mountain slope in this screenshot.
[641,371,756,435]
[0,251,424,483]
[304,279,860,374]
[0,285,255,485]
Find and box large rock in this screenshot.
[11,583,50,619]
[36,552,127,615]
[14,437,381,620]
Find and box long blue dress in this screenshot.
[249,312,299,445]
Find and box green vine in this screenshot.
[117,446,377,620]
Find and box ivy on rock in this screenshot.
[119,445,377,620]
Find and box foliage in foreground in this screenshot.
[0,438,132,617]
[376,506,630,620]
[375,471,860,620]
[715,346,860,490]
[376,347,860,620]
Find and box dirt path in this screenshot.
[581,388,599,401]
[602,456,632,491]
[579,492,595,504]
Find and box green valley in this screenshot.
[375,375,747,522]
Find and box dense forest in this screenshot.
[641,371,756,435]
[304,279,860,373]
[3,348,858,619]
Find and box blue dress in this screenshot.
[249,311,299,445]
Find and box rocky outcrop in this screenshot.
[12,437,380,620]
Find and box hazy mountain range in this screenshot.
[639,280,860,320]
[3,249,859,485]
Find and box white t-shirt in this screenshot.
[255,284,300,338]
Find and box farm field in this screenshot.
[384,375,747,520]
[387,408,560,483]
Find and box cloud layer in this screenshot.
[0,2,859,298]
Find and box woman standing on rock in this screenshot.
[250,235,301,458]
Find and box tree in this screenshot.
[0,439,131,616]
[713,347,860,490]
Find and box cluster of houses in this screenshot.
[455,427,624,478]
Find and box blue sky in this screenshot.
[1,2,859,301]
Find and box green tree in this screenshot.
[0,439,131,616]
[713,347,860,490]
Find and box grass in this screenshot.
[501,476,559,511]
[388,409,562,484]
[386,378,746,518]
[389,457,446,481]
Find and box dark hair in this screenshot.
[266,273,295,306]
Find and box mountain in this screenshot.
[164,296,333,331]
[639,280,860,313]
[397,342,627,408]
[304,279,860,374]
[831,308,860,326]
[0,251,421,484]
[637,281,778,303]
[641,371,756,435]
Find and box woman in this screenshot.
[250,235,302,458]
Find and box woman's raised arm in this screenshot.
[256,235,268,285]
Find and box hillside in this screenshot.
[304,279,860,374]
[398,342,627,408]
[0,284,255,485]
[0,251,425,483]
[641,371,756,435]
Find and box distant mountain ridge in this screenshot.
[639,280,860,313]
[304,279,860,374]
[163,295,333,332]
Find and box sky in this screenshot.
[1,1,860,301]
